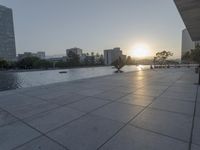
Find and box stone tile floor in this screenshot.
[0,68,199,150]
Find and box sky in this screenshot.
[0,0,185,58]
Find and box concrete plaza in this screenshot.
[0,68,199,150]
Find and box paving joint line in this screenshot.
[96,73,182,150]
[188,85,199,150]
[0,106,70,150]
[130,124,189,143]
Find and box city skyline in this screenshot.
[0,0,185,58]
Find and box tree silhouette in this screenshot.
[154,51,173,66]
[112,57,125,73]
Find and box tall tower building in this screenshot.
[0,5,16,61]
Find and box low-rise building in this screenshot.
[18,51,46,60]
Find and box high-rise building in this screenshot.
[104,47,126,65]
[0,5,16,61]
[181,29,200,61]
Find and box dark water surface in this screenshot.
[0,65,149,91]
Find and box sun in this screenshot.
[131,43,150,58]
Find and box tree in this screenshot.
[190,44,200,63]
[182,51,191,63]
[55,61,68,68]
[17,56,53,69]
[33,59,53,69]
[0,59,9,69]
[154,51,173,66]
[126,56,134,65]
[98,54,104,65]
[90,52,95,65]
[67,51,80,66]
[112,57,126,73]
[17,57,40,69]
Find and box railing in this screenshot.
[153,64,199,69]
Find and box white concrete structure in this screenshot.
[104,47,126,65]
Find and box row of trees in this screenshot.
[0,57,53,70]
[0,52,106,70]
[153,51,174,66]
[0,50,184,70]
[112,50,176,72]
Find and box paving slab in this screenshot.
[131,108,193,141]
[14,136,66,150]
[0,121,40,150]
[92,102,144,123]
[48,114,124,150]
[42,93,87,106]
[24,106,85,133]
[100,125,188,150]
[93,90,129,101]
[196,102,200,117]
[161,90,196,102]
[149,97,195,115]
[67,97,109,113]
[34,90,74,100]
[0,109,17,126]
[192,117,200,146]
[75,88,105,96]
[191,144,200,150]
[7,101,58,119]
[0,68,198,150]
[167,86,197,95]
[133,88,164,97]
[118,94,155,107]
[0,94,45,111]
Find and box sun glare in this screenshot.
[132,43,150,58]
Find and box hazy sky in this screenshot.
[0,0,185,58]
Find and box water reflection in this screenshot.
[0,72,19,91]
[0,65,149,91]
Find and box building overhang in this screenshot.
[174,0,200,41]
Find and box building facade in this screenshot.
[104,47,126,65]
[66,47,82,58]
[0,5,16,61]
[36,51,45,59]
[18,51,46,60]
[182,28,200,61]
